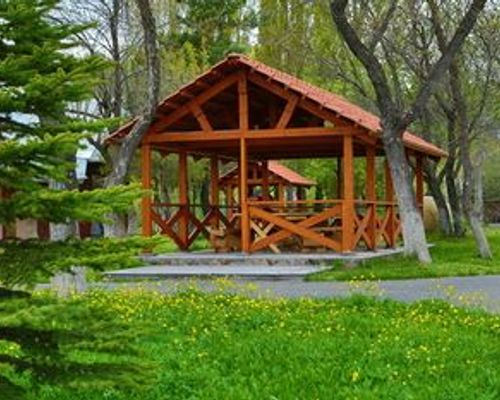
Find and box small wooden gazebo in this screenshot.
[219,160,315,214]
[109,54,446,253]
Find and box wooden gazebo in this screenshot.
[219,160,315,214]
[109,54,446,253]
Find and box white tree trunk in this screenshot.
[384,134,431,263]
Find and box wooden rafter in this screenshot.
[153,73,240,133]
[248,72,351,128]
[275,94,299,129]
[188,101,212,131]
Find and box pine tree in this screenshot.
[0,0,141,226]
[0,1,151,396]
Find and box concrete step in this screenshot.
[104,264,330,280]
[139,249,404,267]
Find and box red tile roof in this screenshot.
[108,53,447,158]
[268,161,316,186]
[220,161,316,187]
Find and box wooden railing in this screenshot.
[353,200,401,250]
[151,203,238,250]
[151,199,401,253]
[246,200,343,253]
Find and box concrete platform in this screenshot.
[140,247,405,267]
[104,265,330,280]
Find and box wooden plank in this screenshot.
[275,94,299,129]
[250,206,342,252]
[342,134,355,252]
[141,144,153,237]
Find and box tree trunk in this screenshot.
[383,130,431,263]
[443,160,464,237]
[103,0,160,237]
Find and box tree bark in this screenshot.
[383,128,431,262]
[103,0,160,236]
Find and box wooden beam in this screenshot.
[239,73,250,252]
[178,151,189,248]
[144,127,359,144]
[141,144,153,237]
[342,134,355,252]
[275,94,299,129]
[189,101,212,131]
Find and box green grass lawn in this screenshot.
[14,289,500,400]
[309,228,500,282]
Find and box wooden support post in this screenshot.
[384,159,396,247]
[366,147,377,250]
[342,134,355,252]
[262,160,270,200]
[141,144,153,237]
[227,185,234,220]
[416,154,424,214]
[239,73,250,253]
[278,182,285,203]
[178,151,189,249]
[336,157,342,198]
[210,155,219,227]
[240,138,250,252]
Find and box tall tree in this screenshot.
[428,0,495,258]
[330,0,487,263]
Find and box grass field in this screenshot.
[13,288,500,400]
[310,229,500,282]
